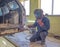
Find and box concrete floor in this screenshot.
[30,37,60,47]
[5,32,60,47]
[0,36,60,47]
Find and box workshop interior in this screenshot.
[0,0,60,47]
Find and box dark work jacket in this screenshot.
[33,17,50,33]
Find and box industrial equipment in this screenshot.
[0,0,27,36]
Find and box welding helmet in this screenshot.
[34,9,43,19]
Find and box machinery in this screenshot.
[0,0,27,36]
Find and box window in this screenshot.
[0,8,2,16]
[53,0,60,15]
[41,0,52,15]
[2,6,9,15]
[8,1,19,10]
[41,0,60,15]
[21,0,30,15]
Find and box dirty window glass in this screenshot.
[8,1,19,10]
[2,6,9,15]
[41,0,60,15]
[21,0,30,15]
[0,8,2,16]
[53,0,60,15]
[41,0,52,15]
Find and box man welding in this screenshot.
[28,9,50,46]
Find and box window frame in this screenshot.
[41,0,60,16]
